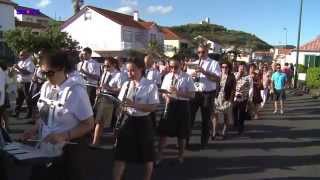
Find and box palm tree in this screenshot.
[72,0,84,14]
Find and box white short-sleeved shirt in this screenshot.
[187,58,221,92]
[100,70,126,93]
[145,68,162,86]
[118,77,160,116]
[16,57,35,83]
[37,78,93,139]
[80,59,101,87]
[67,70,86,87]
[0,68,6,106]
[161,71,195,101]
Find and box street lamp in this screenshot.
[294,0,304,88]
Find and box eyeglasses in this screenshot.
[42,70,56,77]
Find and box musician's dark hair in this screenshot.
[127,57,146,76]
[105,56,120,71]
[83,47,92,55]
[249,63,257,69]
[39,50,73,73]
[220,60,232,74]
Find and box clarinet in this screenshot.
[115,81,131,131]
[163,74,177,120]
[114,81,131,147]
[195,59,202,82]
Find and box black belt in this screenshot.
[196,90,216,94]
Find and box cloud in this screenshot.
[116,6,135,15]
[121,0,138,7]
[147,5,173,14]
[36,0,51,8]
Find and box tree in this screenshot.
[4,21,80,55]
[145,40,164,59]
[72,0,84,14]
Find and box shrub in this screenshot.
[298,64,307,73]
[306,67,320,89]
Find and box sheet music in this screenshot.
[3,142,64,160]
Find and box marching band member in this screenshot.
[157,58,195,164]
[20,50,94,178]
[13,50,35,119]
[144,55,162,87]
[29,59,46,124]
[187,45,221,149]
[113,57,159,180]
[79,47,101,106]
[92,57,126,145]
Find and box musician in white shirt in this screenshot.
[157,58,195,164]
[113,57,159,180]
[13,50,35,119]
[78,47,101,106]
[92,57,126,145]
[144,55,162,87]
[19,50,94,179]
[186,45,221,149]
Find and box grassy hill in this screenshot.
[171,23,272,51]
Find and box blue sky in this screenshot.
[13,0,320,46]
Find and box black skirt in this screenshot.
[114,115,155,163]
[158,99,191,139]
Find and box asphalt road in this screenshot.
[5,91,320,180]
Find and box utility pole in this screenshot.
[294,0,304,88]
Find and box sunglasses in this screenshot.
[42,70,56,77]
[221,66,228,69]
[197,51,206,54]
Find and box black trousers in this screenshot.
[233,100,248,133]
[86,86,97,107]
[15,82,32,115]
[189,91,215,146]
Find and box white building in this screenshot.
[0,0,16,58]
[161,27,191,57]
[287,36,320,67]
[61,6,164,57]
[14,6,52,26]
[194,35,222,54]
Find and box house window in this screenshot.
[164,45,175,52]
[150,33,156,42]
[25,17,33,22]
[135,32,144,43]
[123,30,133,42]
[84,11,92,21]
[305,55,320,68]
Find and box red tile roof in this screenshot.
[61,6,155,30]
[16,6,52,19]
[296,36,320,52]
[0,0,16,6]
[88,6,147,29]
[161,27,187,40]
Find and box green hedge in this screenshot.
[298,64,308,73]
[306,67,320,88]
